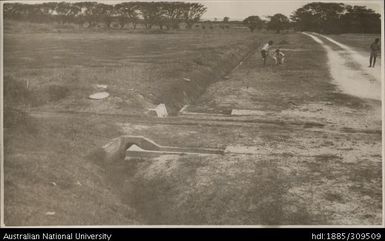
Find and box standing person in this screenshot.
[261,40,273,65]
[369,38,380,68]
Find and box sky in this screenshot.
[198,0,383,20]
[6,0,383,20]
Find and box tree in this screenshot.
[138,2,164,29]
[67,4,81,24]
[27,4,48,22]
[6,3,31,20]
[55,2,72,24]
[340,6,380,33]
[3,4,15,19]
[114,2,139,29]
[242,15,264,32]
[39,2,57,22]
[267,13,290,33]
[291,2,345,33]
[73,2,98,28]
[223,16,230,23]
[291,2,380,33]
[163,2,184,30]
[182,3,207,29]
[93,3,114,28]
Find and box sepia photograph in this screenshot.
[1,0,383,227]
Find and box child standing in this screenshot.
[261,40,273,65]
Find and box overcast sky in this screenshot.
[6,0,383,20]
[200,0,383,20]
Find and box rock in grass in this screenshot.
[148,104,168,118]
[127,144,145,151]
[96,84,108,89]
[89,92,109,100]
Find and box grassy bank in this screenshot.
[4,21,261,225]
[5,21,260,115]
[107,33,382,225]
[327,33,381,52]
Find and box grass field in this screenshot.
[3,20,382,225]
[115,33,381,225]
[328,33,382,53]
[4,20,263,225]
[5,20,266,114]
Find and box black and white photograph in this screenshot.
[1,0,383,227]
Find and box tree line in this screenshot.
[243,2,381,34]
[3,2,207,30]
[4,1,381,33]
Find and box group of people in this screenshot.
[260,40,285,66]
[260,38,381,68]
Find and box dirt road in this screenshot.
[303,32,381,100]
[315,33,382,83]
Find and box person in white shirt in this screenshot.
[260,40,273,65]
[273,48,285,65]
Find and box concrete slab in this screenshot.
[148,104,168,118]
[224,145,260,154]
[179,104,226,117]
[125,150,207,160]
[89,135,224,163]
[127,144,145,151]
[96,84,108,89]
[179,105,189,113]
[89,92,109,100]
[231,109,266,116]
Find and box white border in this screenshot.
[0,0,4,229]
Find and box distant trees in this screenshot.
[138,2,164,29]
[55,2,78,24]
[340,5,381,33]
[74,2,98,28]
[92,3,114,28]
[242,15,264,32]
[27,3,57,22]
[4,3,34,21]
[290,2,345,33]
[4,1,380,34]
[241,2,380,34]
[182,3,207,29]
[4,1,207,30]
[267,13,290,33]
[114,2,139,29]
[291,2,380,33]
[163,2,184,29]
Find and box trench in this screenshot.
[88,33,382,224]
[161,42,260,115]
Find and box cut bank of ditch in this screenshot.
[4,27,270,225]
[4,22,266,116]
[103,32,382,225]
